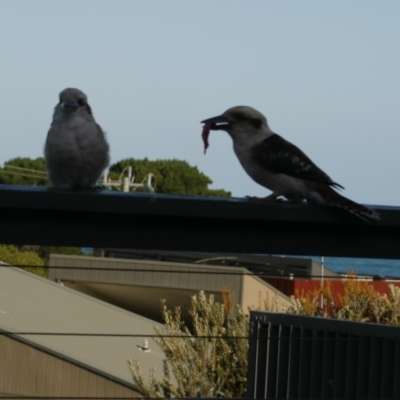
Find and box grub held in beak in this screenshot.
[201,115,230,130]
[201,114,230,154]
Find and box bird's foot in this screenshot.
[246,193,282,202]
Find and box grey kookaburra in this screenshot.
[45,88,110,189]
[201,106,380,221]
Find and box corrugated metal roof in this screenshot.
[49,254,290,294]
[102,249,338,278]
[0,266,166,389]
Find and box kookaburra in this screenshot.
[201,105,380,221]
[45,88,110,189]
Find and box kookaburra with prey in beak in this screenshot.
[201,105,380,221]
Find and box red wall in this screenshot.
[264,277,400,298]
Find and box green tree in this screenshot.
[109,158,230,197]
[0,157,48,186]
[1,156,231,197]
[18,245,86,264]
[0,245,46,277]
[128,291,248,398]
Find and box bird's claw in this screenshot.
[246,195,282,203]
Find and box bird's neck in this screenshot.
[229,127,275,149]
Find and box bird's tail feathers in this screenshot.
[320,187,380,222]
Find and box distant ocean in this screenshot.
[306,256,400,279]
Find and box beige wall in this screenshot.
[49,254,244,295]
[49,254,291,318]
[241,274,291,312]
[0,334,138,399]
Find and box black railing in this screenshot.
[247,312,400,399]
[0,184,399,258]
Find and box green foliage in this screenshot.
[37,246,85,263]
[0,157,48,186]
[17,246,85,266]
[110,158,230,197]
[128,291,248,398]
[0,245,85,276]
[1,156,231,196]
[0,244,47,277]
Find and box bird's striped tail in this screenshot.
[321,187,381,222]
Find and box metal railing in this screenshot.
[0,184,399,257]
[247,312,400,399]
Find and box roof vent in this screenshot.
[137,338,151,353]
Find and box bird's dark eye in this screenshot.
[250,118,262,129]
[234,112,247,121]
[77,98,86,106]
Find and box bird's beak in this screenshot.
[61,100,79,112]
[201,115,230,130]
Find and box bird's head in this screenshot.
[58,88,92,115]
[201,106,271,144]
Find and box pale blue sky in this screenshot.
[0,1,399,205]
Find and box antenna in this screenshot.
[101,167,156,193]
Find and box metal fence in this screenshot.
[247,312,400,399]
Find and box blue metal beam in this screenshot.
[0,184,398,258]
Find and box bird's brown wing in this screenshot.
[250,134,343,189]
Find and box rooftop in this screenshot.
[0,265,166,388]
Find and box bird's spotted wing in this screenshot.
[251,134,343,189]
